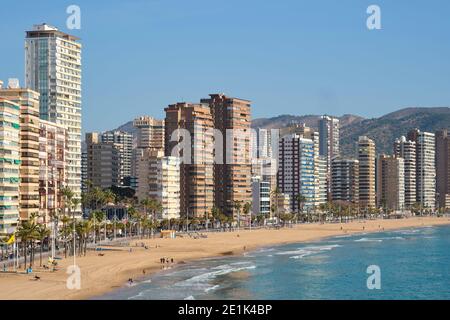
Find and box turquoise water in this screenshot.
[97,224,450,300]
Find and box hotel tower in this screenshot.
[25,24,82,212]
[358,136,376,209]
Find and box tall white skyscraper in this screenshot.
[25,24,82,208]
[407,129,436,209]
[319,115,340,199]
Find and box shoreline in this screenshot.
[0,216,449,300]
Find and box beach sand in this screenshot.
[0,216,449,300]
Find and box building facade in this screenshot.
[251,176,271,217]
[201,94,252,218]
[376,155,405,211]
[85,132,120,189]
[0,98,21,235]
[0,82,40,222]
[135,149,180,219]
[436,129,450,209]
[164,102,214,218]
[394,136,417,209]
[358,136,376,209]
[133,116,165,150]
[39,120,67,224]
[101,130,133,185]
[331,157,359,204]
[25,24,82,209]
[407,129,436,209]
[277,134,316,212]
[319,115,340,170]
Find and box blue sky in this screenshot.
[1,0,450,133]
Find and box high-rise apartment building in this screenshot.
[101,130,133,185]
[435,129,450,209]
[376,154,405,211]
[331,157,359,204]
[252,128,273,159]
[81,150,87,193]
[0,98,21,235]
[407,129,436,209]
[39,120,67,224]
[394,136,417,209]
[85,132,120,189]
[251,176,271,217]
[0,81,40,222]
[319,115,340,199]
[201,94,252,218]
[136,149,180,220]
[277,134,316,212]
[164,102,214,218]
[133,116,164,150]
[25,24,82,209]
[358,136,376,209]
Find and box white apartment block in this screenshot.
[394,136,416,208]
[25,24,82,210]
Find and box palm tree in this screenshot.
[295,194,307,221]
[270,187,281,220]
[126,206,137,237]
[16,218,38,269]
[243,202,252,229]
[233,201,243,230]
[36,224,51,267]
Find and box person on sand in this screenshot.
[171,258,174,264]
[143,269,146,274]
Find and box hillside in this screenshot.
[252,107,450,157]
[108,107,450,157]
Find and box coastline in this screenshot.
[0,216,449,300]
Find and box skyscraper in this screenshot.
[376,154,405,211]
[0,98,21,235]
[331,157,359,204]
[85,132,120,189]
[25,24,82,209]
[164,102,214,218]
[394,136,416,209]
[39,120,67,224]
[201,94,252,218]
[277,134,316,212]
[133,116,165,150]
[0,81,40,222]
[435,129,450,209]
[407,129,436,209]
[319,115,340,199]
[358,136,376,209]
[251,176,271,216]
[135,149,180,220]
[101,131,133,185]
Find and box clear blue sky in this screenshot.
[1,0,450,133]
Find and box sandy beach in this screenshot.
[0,216,449,300]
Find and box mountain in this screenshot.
[252,107,450,156]
[339,107,450,156]
[251,114,365,131]
[108,107,450,157]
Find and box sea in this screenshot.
[96,224,450,300]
